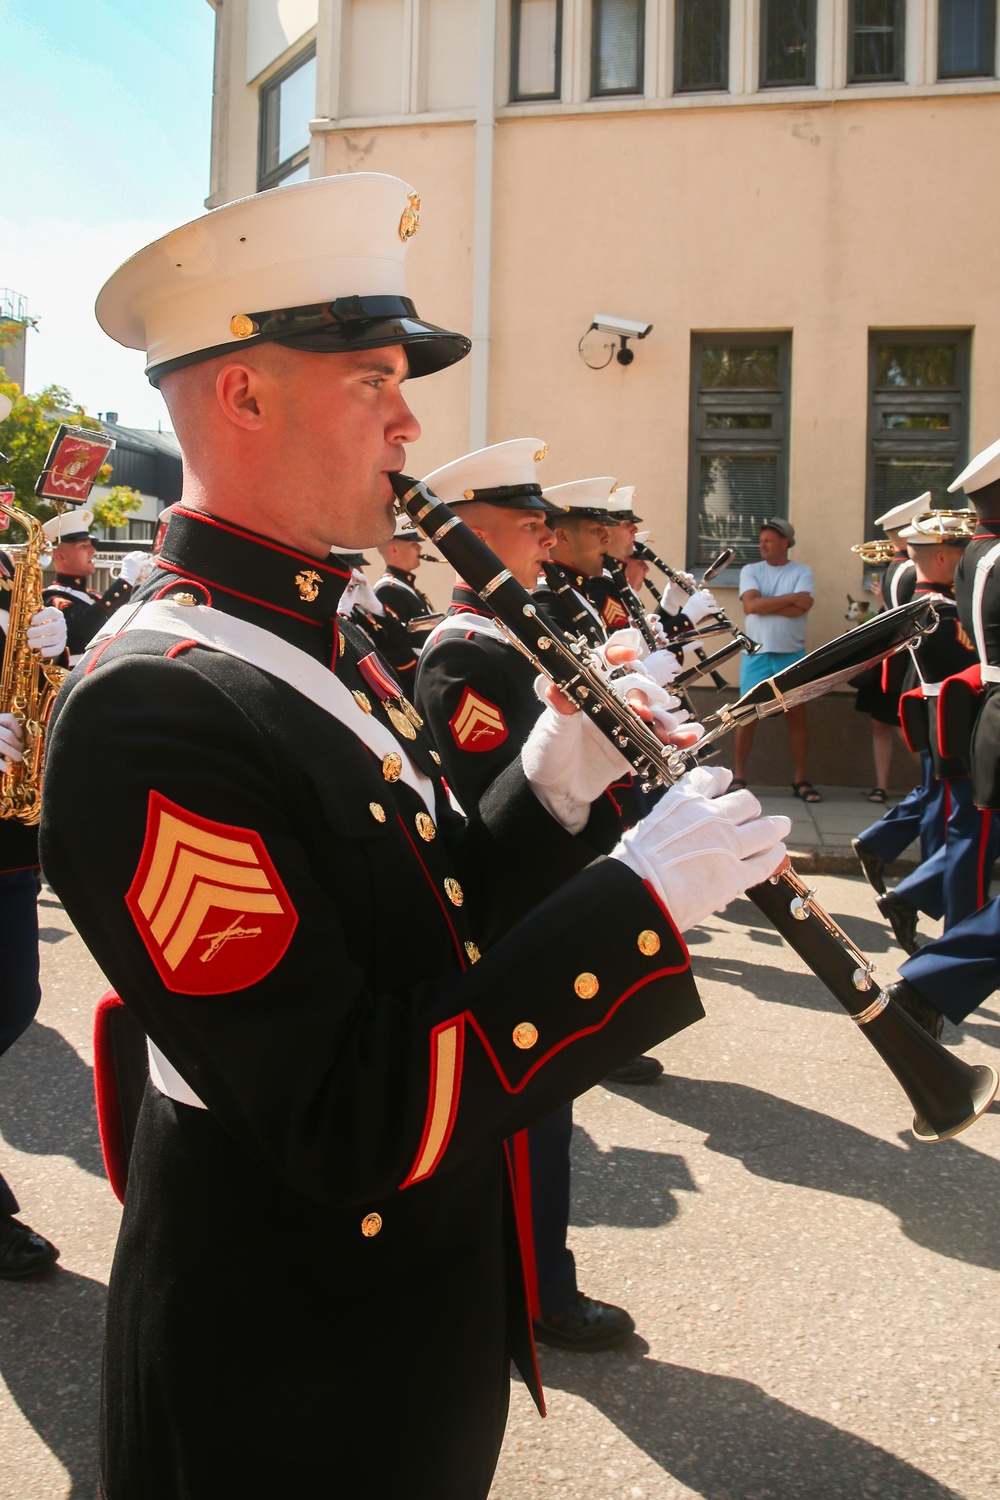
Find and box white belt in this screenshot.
[982,665,1000,684]
[922,682,942,698]
[147,1039,207,1109]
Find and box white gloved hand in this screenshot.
[118,551,150,586]
[612,765,790,932]
[337,569,384,618]
[0,712,24,771]
[646,613,670,650]
[25,606,67,658]
[522,701,633,834]
[660,576,694,616]
[642,648,682,687]
[682,589,719,626]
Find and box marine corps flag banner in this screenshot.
[34,423,115,504]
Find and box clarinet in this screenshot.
[539,561,604,645]
[602,554,661,654]
[634,540,759,658]
[391,473,997,1142]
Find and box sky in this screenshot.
[1,0,217,431]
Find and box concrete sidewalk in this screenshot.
[749,783,919,874]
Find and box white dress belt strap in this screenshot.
[982,665,1000,684]
[147,1039,207,1109]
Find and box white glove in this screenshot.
[642,648,682,687]
[682,589,719,626]
[337,569,384,618]
[646,613,670,650]
[522,702,633,834]
[660,576,694,616]
[25,606,67,658]
[118,551,150,586]
[612,765,790,932]
[0,712,24,771]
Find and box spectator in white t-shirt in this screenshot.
[733,518,820,802]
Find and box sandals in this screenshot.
[867,787,888,804]
[730,777,748,791]
[791,781,822,803]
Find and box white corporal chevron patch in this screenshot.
[125,791,298,994]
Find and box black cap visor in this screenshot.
[451,483,550,513]
[149,295,471,386]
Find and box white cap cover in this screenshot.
[96,173,469,384]
[949,436,1000,496]
[874,493,932,530]
[542,476,616,518]
[422,438,550,510]
[42,508,94,544]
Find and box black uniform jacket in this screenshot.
[900,581,977,778]
[414,586,635,887]
[43,569,135,661]
[374,563,433,629]
[1,549,39,871]
[952,521,1000,806]
[583,568,634,635]
[533,562,607,647]
[875,554,919,714]
[39,507,702,1500]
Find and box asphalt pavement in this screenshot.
[1,871,998,1500]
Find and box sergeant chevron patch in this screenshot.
[449,686,508,751]
[126,791,298,994]
[600,596,630,630]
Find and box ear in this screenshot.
[215,362,268,432]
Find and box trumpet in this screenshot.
[852,539,896,565]
[391,470,997,1142]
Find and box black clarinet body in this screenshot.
[602,554,661,654]
[391,472,998,1142]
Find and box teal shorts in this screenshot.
[739,648,805,696]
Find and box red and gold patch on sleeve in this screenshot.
[125,791,298,994]
[449,686,509,752]
[600,596,630,630]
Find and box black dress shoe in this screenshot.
[605,1054,663,1085]
[534,1293,635,1352]
[853,837,887,896]
[876,891,920,955]
[0,1217,60,1279]
[885,979,944,1040]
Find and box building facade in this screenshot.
[205,0,1000,652]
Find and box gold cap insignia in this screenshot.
[464,490,476,500]
[230,314,257,339]
[574,972,599,1000]
[295,569,321,603]
[399,192,421,243]
[534,445,548,464]
[638,929,661,957]
[513,1022,538,1050]
[361,1212,383,1237]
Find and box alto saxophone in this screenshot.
[1,500,69,824]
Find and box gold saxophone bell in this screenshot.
[851,539,896,565]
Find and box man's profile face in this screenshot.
[387,538,423,572]
[470,506,555,591]
[605,519,636,562]
[758,527,789,564]
[553,518,609,578]
[54,538,96,578]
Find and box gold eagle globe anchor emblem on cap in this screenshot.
[295,569,322,602]
[398,193,421,243]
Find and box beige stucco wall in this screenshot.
[318,92,1000,651]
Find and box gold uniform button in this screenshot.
[574,972,599,1000]
[361,1213,382,1238]
[382,752,403,783]
[353,690,373,714]
[513,1022,538,1050]
[638,929,661,957]
[465,941,481,964]
[172,592,198,607]
[415,812,436,842]
[369,802,386,823]
[444,877,464,907]
[429,750,441,765]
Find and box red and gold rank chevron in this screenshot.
[600,595,630,630]
[126,791,298,995]
[448,686,508,752]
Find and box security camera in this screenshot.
[591,314,653,339]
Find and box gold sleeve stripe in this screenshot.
[402,1019,464,1186]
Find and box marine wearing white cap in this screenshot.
[41,509,95,545]
[542,475,616,519]
[949,436,1000,499]
[874,493,932,531]
[422,437,550,510]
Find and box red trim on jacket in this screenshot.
[164,638,199,659]
[511,1130,541,1318]
[503,1138,546,1416]
[171,505,352,579]
[154,562,323,627]
[152,576,213,607]
[93,990,130,1203]
[85,635,122,674]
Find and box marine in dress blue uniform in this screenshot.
[41,509,146,664]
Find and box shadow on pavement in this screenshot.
[0,1021,105,1180]
[538,1339,964,1500]
[0,1267,105,1498]
[719,897,896,957]
[569,1126,696,1230]
[623,1075,1000,1271]
[690,954,838,1012]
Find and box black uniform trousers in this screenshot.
[0,867,42,1216]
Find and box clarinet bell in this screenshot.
[862,997,999,1142]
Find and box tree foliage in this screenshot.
[0,375,111,540]
[92,484,143,530]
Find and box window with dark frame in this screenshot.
[675,0,730,93]
[865,332,971,536]
[688,335,791,573]
[591,0,645,96]
[938,0,996,79]
[510,0,563,101]
[760,0,816,88]
[848,0,905,84]
[258,44,317,191]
